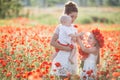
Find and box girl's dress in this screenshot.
[50,24,78,76]
[81,53,98,80]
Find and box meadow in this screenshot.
[0,7,120,80]
[28,7,120,25]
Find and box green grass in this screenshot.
[76,7,120,24]
[0,7,120,26]
[100,27,120,31]
[29,14,58,25]
[27,7,120,25]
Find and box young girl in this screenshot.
[77,29,104,80]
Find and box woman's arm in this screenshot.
[50,33,72,51]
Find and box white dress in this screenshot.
[50,24,78,76]
[81,53,98,80]
[58,24,77,45]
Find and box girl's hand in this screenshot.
[77,32,85,40]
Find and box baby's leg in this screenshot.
[69,52,74,64]
[69,44,76,64]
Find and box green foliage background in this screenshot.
[0,0,22,18]
[0,0,120,24]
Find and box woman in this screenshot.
[50,1,78,80]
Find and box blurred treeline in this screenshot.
[0,0,120,23]
[22,0,120,7]
[0,0,22,18]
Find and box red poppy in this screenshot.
[78,47,89,60]
[112,72,120,77]
[74,24,78,28]
[6,72,12,77]
[55,62,61,67]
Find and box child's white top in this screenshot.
[84,53,98,64]
[55,24,77,45]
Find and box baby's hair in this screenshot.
[59,15,71,24]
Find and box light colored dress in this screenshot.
[58,24,77,45]
[50,24,78,76]
[81,53,98,80]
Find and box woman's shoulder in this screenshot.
[55,24,62,30]
[54,24,62,34]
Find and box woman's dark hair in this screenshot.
[64,1,78,15]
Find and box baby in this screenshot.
[51,15,77,64]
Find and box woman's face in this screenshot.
[68,12,78,23]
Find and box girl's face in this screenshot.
[87,32,96,46]
[68,12,78,23]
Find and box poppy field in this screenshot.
[0,17,120,80]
